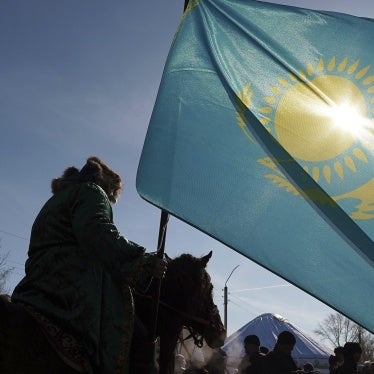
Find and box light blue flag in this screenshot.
[137,0,374,332]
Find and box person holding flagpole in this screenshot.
[7,156,167,373]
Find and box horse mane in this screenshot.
[168,253,205,279]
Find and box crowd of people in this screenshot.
[175,330,370,374]
[328,343,373,374]
[237,331,299,374]
[234,332,365,374]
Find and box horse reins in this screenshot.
[135,291,212,327]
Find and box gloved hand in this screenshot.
[143,252,168,280]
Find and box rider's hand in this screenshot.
[143,253,168,280]
[151,257,168,279]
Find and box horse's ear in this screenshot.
[200,250,212,267]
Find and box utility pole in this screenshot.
[224,265,239,331]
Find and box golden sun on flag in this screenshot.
[236,56,374,220]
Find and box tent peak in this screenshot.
[223,313,332,361]
[256,313,289,323]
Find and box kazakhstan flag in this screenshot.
[137,0,374,332]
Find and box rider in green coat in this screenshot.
[12,156,166,373]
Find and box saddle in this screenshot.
[0,295,88,373]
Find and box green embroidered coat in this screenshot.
[12,182,147,373]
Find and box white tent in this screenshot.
[223,313,332,372]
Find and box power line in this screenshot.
[0,229,28,241]
[230,293,254,309]
[229,298,251,313]
[6,259,25,267]
[9,271,24,277]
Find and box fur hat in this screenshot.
[51,156,123,203]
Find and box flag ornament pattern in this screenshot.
[137,0,374,332]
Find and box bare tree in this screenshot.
[0,238,13,294]
[314,313,374,362]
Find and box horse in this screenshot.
[0,251,226,373]
[130,251,227,373]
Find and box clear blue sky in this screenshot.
[0,0,372,346]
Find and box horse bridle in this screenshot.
[160,267,223,348]
[159,300,205,347]
[136,272,220,348]
[158,298,221,348]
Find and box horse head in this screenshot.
[163,251,226,349]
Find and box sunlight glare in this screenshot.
[329,103,364,134]
[328,103,374,148]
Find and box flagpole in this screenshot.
[151,0,190,343]
[152,209,169,340]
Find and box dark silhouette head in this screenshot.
[51,156,123,203]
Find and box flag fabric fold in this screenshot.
[137,0,374,332]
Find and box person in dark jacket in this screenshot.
[336,342,362,374]
[330,346,345,374]
[263,330,298,374]
[10,156,167,374]
[237,334,266,374]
